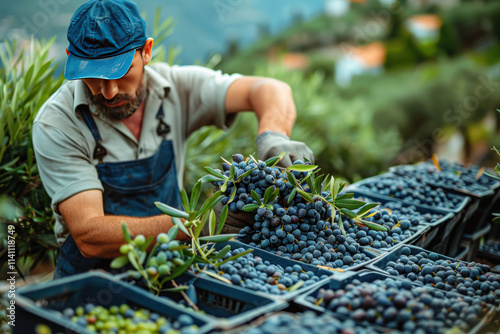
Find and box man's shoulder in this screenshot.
[148,62,220,80]
[34,80,84,134]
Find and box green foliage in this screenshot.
[0,38,64,276]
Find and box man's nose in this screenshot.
[100,80,119,100]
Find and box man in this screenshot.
[33,0,314,278]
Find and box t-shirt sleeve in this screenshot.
[169,65,242,137]
[32,121,103,212]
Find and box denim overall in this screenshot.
[53,105,182,278]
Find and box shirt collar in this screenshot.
[72,65,172,114]
[144,65,171,99]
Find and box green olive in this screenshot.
[134,235,146,246]
[156,251,167,265]
[119,244,131,254]
[146,266,158,277]
[119,304,130,314]
[158,264,171,276]
[157,233,169,243]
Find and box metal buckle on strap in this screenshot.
[94,141,107,163]
[157,117,171,138]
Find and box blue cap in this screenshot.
[64,0,147,80]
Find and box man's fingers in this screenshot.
[278,154,293,167]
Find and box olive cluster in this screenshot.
[197,247,329,295]
[342,209,415,249]
[479,241,500,257]
[355,195,444,226]
[427,160,500,189]
[357,177,463,210]
[383,246,500,306]
[241,311,379,334]
[314,277,489,333]
[61,303,196,334]
[142,233,186,279]
[391,165,489,194]
[214,154,374,269]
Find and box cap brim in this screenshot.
[64,49,135,80]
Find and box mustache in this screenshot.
[93,93,132,106]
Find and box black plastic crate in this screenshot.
[13,271,215,334]
[478,240,500,263]
[455,243,471,261]
[294,270,496,334]
[153,272,288,330]
[461,224,492,262]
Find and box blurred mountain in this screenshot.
[0,0,325,65]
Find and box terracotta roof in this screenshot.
[345,42,386,68]
[281,52,309,70]
[408,15,442,31]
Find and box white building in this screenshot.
[335,42,386,87]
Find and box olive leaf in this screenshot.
[200,175,225,183]
[263,185,275,204]
[155,202,189,219]
[296,189,314,203]
[335,199,366,211]
[357,203,380,217]
[251,190,262,205]
[288,188,297,204]
[180,188,190,213]
[286,164,318,172]
[228,186,238,204]
[216,204,229,235]
[213,244,231,260]
[197,190,224,218]
[209,209,216,236]
[121,223,132,243]
[198,234,238,243]
[340,208,356,219]
[212,248,253,268]
[110,255,129,269]
[167,225,179,242]
[171,217,190,237]
[242,204,260,212]
[286,171,300,188]
[237,167,257,180]
[204,166,226,179]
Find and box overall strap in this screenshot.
[156,104,171,138]
[79,106,108,163]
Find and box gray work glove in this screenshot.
[201,202,254,236]
[256,131,314,167]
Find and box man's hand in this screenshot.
[201,202,253,236]
[256,131,314,167]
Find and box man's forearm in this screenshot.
[75,214,188,259]
[248,79,296,136]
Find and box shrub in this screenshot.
[0,38,64,276]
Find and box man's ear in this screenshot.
[142,38,154,65]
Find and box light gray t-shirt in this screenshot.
[33,63,241,245]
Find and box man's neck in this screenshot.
[122,100,145,141]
